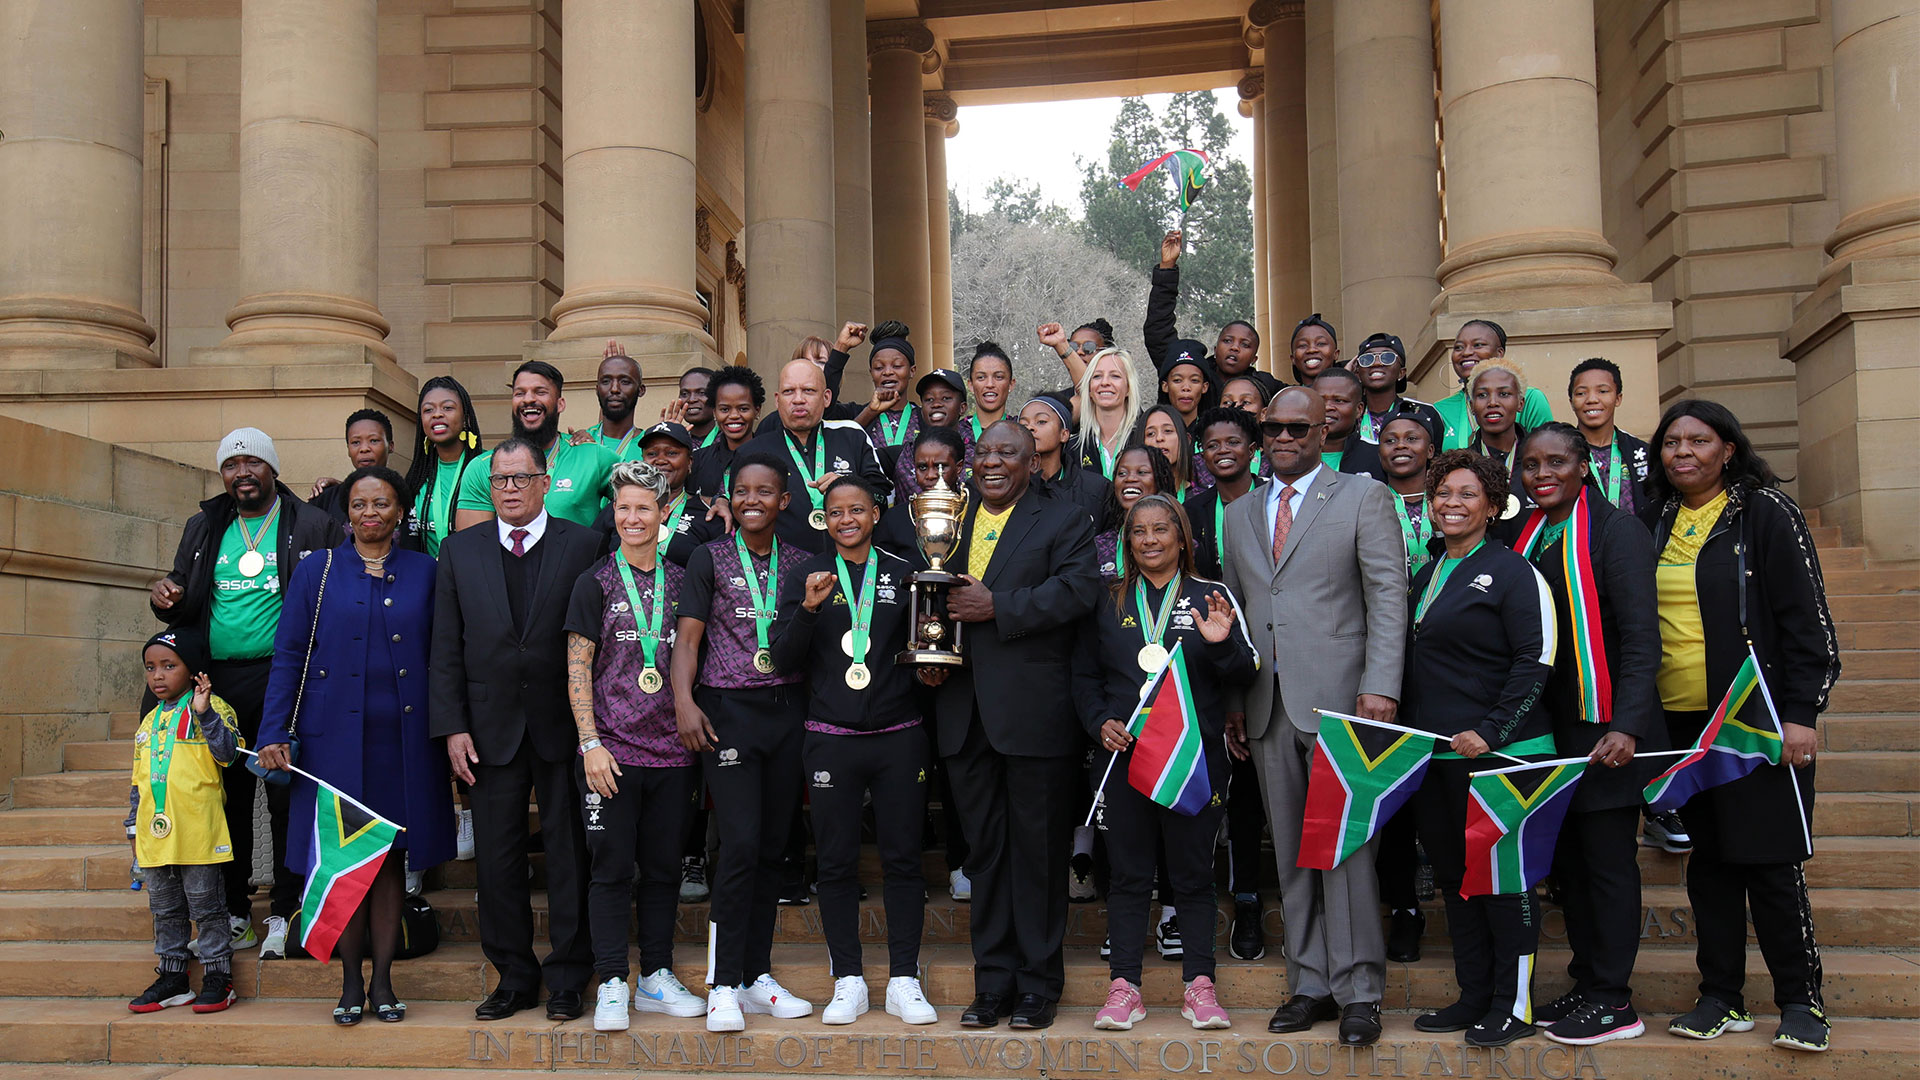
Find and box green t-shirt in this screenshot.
[456,438,619,527]
[1435,386,1556,451]
[1324,449,1343,471]
[209,516,282,661]
[583,422,646,462]
[414,454,470,557]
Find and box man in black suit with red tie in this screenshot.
[429,437,603,1022]
[929,420,1100,1030]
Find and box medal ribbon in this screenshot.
[1212,497,1226,571]
[1133,573,1183,649]
[147,699,192,822]
[656,493,688,558]
[834,553,878,668]
[733,532,780,652]
[1512,488,1613,724]
[784,431,828,516]
[614,553,667,673]
[236,498,282,561]
[698,426,720,449]
[876,404,914,447]
[1395,493,1434,576]
[1415,540,1482,625]
[1598,437,1622,506]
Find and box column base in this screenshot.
[221,292,397,363]
[523,331,713,394]
[1784,256,1920,563]
[0,298,159,368]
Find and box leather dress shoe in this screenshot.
[1339,1001,1383,1045]
[546,989,584,1021]
[1008,993,1057,1030]
[474,986,539,1021]
[960,992,1012,1028]
[1268,993,1338,1033]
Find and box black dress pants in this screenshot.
[471,732,592,996]
[1553,803,1642,1004]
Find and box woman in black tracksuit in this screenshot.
[1641,399,1838,1053]
[1402,450,1558,1049]
[770,477,937,1027]
[1074,494,1256,1031]
[1513,424,1665,1046]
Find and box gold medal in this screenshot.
[1502,493,1523,521]
[149,813,172,839]
[237,550,266,578]
[638,667,663,695]
[809,508,827,530]
[1136,643,1170,673]
[753,648,775,674]
[845,662,871,690]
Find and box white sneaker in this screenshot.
[405,869,425,897]
[594,978,631,1032]
[706,984,745,1032]
[823,974,869,1025]
[886,976,937,1025]
[634,967,706,1017]
[948,867,972,902]
[259,915,288,960]
[740,972,812,1018]
[456,808,475,861]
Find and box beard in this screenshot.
[598,393,635,423]
[512,406,560,445]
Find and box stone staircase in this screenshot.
[0,521,1915,1078]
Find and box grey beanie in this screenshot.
[216,427,280,475]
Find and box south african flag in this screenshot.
[1126,641,1212,816]
[1462,760,1586,898]
[1117,149,1211,212]
[1298,712,1433,870]
[1644,648,1781,813]
[297,784,402,963]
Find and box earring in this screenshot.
[465,430,479,448]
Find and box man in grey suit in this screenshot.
[1221,387,1408,1047]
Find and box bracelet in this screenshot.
[578,737,603,756]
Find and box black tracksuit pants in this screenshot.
[804,727,929,977]
[208,657,300,920]
[1100,746,1226,984]
[577,760,697,983]
[1419,757,1538,1023]
[1690,854,1824,1012]
[1552,803,1642,1004]
[698,684,805,987]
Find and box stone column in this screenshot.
[925,94,958,370]
[740,0,836,370]
[1244,91,1272,359]
[218,0,391,361]
[831,0,875,329]
[547,0,709,347]
[1785,0,1920,560]
[1258,3,1312,333]
[1332,0,1440,345]
[0,0,157,366]
[1304,0,1343,330]
[867,21,934,351]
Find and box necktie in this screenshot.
[509,528,528,557]
[1270,485,1296,564]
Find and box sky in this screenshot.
[946,90,1255,220]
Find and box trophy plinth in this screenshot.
[895,475,969,668]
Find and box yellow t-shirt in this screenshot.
[131,695,243,867]
[1655,490,1728,711]
[968,504,1017,580]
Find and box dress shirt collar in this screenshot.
[497,509,550,552]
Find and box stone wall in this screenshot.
[0,416,217,803]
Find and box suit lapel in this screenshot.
[525,522,573,635]
[1272,468,1337,579]
[470,529,515,635]
[982,495,1040,588]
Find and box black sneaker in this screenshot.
[1156,916,1183,960]
[1641,809,1692,853]
[1669,996,1755,1040]
[1773,1004,1830,1052]
[1230,898,1265,960]
[1386,908,1423,963]
[1545,1000,1644,1045]
[1534,989,1584,1025]
[679,856,710,903]
[129,968,193,1013]
[1099,935,1112,960]
[191,970,236,1013]
[1467,1013,1536,1047]
[1415,998,1483,1033]
[777,861,810,906]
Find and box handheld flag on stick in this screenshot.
[1087,642,1211,824]
[1298,710,1434,870]
[1461,759,1586,898]
[1117,149,1211,212]
[1643,647,1782,814]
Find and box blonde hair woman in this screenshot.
[1074,346,1146,480]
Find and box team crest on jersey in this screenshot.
[812,771,833,789]
[833,457,851,472]
[1470,573,1494,592]
[556,478,574,491]
[717,748,740,766]
[610,600,630,614]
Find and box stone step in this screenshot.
[62,740,133,773]
[0,846,125,891]
[1809,790,1918,835]
[1827,681,1920,715]
[0,808,127,846]
[0,998,1908,1075]
[1809,524,1842,547]
[1838,620,1920,651]
[9,939,1919,1019]
[1822,714,1920,752]
[1830,593,1920,624]
[10,770,128,809]
[1823,567,1920,595]
[110,713,141,740]
[1838,651,1920,681]
[1803,837,1920,888]
[1817,546,1867,571]
[1816,750,1920,792]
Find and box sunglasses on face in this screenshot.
[1354,350,1400,368]
[1261,421,1322,440]
[1069,341,1103,355]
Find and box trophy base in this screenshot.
[896,648,966,668]
[913,569,964,586]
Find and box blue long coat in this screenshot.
[259,542,455,874]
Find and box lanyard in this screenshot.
[834,553,878,666]
[426,456,467,541]
[1395,493,1433,575]
[698,426,719,449]
[1596,437,1622,506]
[147,699,192,820]
[656,493,688,558]
[601,424,637,458]
[1096,438,1116,480]
[613,553,667,673]
[733,532,780,651]
[784,430,828,516]
[236,499,281,555]
[876,405,914,447]
[969,414,983,442]
[1212,496,1226,569]
[1134,574,1182,648]
[1415,540,1482,624]
[1359,407,1389,443]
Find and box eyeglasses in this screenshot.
[1069,341,1103,355]
[1354,350,1400,368]
[1260,421,1322,440]
[489,473,541,490]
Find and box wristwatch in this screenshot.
[578,737,603,756]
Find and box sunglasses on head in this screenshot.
[1260,421,1322,440]
[1354,350,1400,368]
[1069,341,1103,356]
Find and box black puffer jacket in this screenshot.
[152,483,339,632]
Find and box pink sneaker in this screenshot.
[1094,978,1146,1030]
[1183,975,1231,1029]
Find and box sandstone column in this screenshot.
[1303,0,1343,331]
[548,0,709,346]
[1785,0,1920,559]
[1332,0,1440,346]
[219,0,391,360]
[867,22,935,353]
[831,0,875,329]
[1254,3,1311,335]
[925,94,958,369]
[0,0,157,366]
[1244,90,1272,358]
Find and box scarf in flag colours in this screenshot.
[1513,488,1612,724]
[1643,648,1782,814]
[1298,711,1434,870]
[1117,149,1210,212]
[1462,760,1586,898]
[298,785,401,962]
[1126,641,1212,815]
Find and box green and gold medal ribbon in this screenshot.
[876,405,914,447]
[734,531,781,656]
[834,552,878,678]
[656,492,688,558]
[614,552,668,686]
[147,699,192,830]
[783,430,829,525]
[1395,493,1434,575]
[1134,573,1182,649]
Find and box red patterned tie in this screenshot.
[1270,485,1296,564]
[509,528,528,557]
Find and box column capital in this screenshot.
[1247,0,1305,28]
[923,92,958,125]
[868,19,935,57]
[1237,70,1266,102]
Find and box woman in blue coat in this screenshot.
[257,465,452,1025]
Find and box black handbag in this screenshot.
[247,549,331,785]
[395,894,441,959]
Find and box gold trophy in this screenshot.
[895,473,969,667]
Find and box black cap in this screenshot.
[916,368,967,396]
[144,627,211,676]
[1159,338,1214,381]
[1380,408,1443,448]
[638,421,694,451]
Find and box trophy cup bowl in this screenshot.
[895,474,969,667]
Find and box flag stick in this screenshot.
[237,747,406,832]
[1466,749,1698,777]
[1747,643,1813,857]
[1315,708,1534,767]
[1085,751,1121,828]
[1087,643,1188,826]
